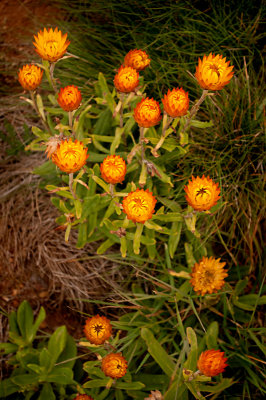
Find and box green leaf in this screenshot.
[83,378,110,388]
[198,378,235,393]
[97,238,115,254]
[9,311,19,335]
[94,109,113,135]
[31,307,46,343]
[153,212,182,222]
[190,119,213,129]
[141,327,175,377]
[11,374,39,386]
[92,175,110,192]
[17,300,34,342]
[27,364,42,374]
[0,378,20,397]
[206,321,219,349]
[36,94,46,120]
[56,333,77,369]
[77,222,88,248]
[185,327,198,370]
[133,223,144,255]
[114,381,145,390]
[168,221,182,258]
[164,381,187,400]
[111,127,124,154]
[47,326,67,368]
[38,383,56,400]
[74,199,82,219]
[184,242,196,268]
[33,161,56,176]
[46,367,74,385]
[39,348,51,369]
[0,342,18,355]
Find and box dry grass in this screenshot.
[0,151,127,342]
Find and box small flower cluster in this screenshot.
[83,315,127,380]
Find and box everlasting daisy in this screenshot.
[84,315,112,345]
[101,352,127,379]
[195,53,234,91]
[197,349,228,377]
[190,256,228,296]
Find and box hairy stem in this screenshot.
[69,173,77,199]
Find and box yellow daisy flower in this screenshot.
[122,188,157,224]
[33,27,70,62]
[190,256,228,295]
[195,53,234,91]
[51,138,88,174]
[101,352,127,379]
[84,315,112,345]
[184,175,220,211]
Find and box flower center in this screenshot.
[201,269,215,285]
[45,40,59,56]
[93,324,104,336]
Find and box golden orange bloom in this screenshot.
[101,352,127,379]
[51,138,89,174]
[162,88,189,118]
[73,396,94,400]
[195,53,234,91]
[124,49,151,71]
[134,97,162,128]
[190,256,228,296]
[184,175,220,211]
[197,349,228,377]
[122,188,156,224]
[114,65,139,93]
[84,315,112,345]
[57,85,82,111]
[18,64,43,91]
[100,155,126,184]
[33,27,70,62]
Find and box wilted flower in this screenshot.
[101,352,127,379]
[190,256,228,295]
[18,64,43,91]
[184,175,220,211]
[33,27,70,62]
[134,97,162,128]
[197,349,228,377]
[51,138,89,173]
[57,85,82,111]
[122,188,156,224]
[114,65,139,93]
[45,135,64,159]
[100,155,126,184]
[162,87,189,118]
[73,396,94,400]
[195,53,234,91]
[84,315,112,345]
[124,49,150,71]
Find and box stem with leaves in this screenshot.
[152,112,174,156]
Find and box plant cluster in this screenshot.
[1,17,265,400]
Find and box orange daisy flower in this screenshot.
[114,65,139,93]
[197,349,228,377]
[57,85,82,111]
[100,155,126,184]
[134,97,162,128]
[101,352,127,379]
[51,138,89,174]
[18,64,43,91]
[124,49,150,71]
[122,188,156,224]
[33,27,70,62]
[184,175,220,211]
[190,256,228,296]
[195,53,234,91]
[73,396,94,400]
[162,88,189,118]
[84,315,112,345]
